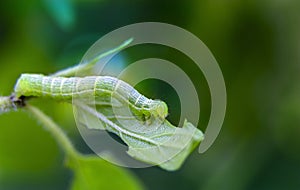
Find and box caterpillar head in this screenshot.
[150,100,168,119]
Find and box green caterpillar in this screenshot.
[14,74,168,120]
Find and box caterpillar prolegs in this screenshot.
[14,74,168,119]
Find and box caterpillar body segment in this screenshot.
[14,74,168,119]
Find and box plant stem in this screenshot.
[26,104,78,158]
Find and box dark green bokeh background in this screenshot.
[0,0,300,189]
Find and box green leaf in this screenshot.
[44,0,75,31]
[52,38,133,77]
[75,96,204,171]
[68,156,143,190]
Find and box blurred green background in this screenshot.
[0,0,300,189]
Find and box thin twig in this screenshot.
[25,104,79,158]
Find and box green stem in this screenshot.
[26,104,79,158]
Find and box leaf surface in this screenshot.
[74,95,204,171]
[68,156,143,190]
